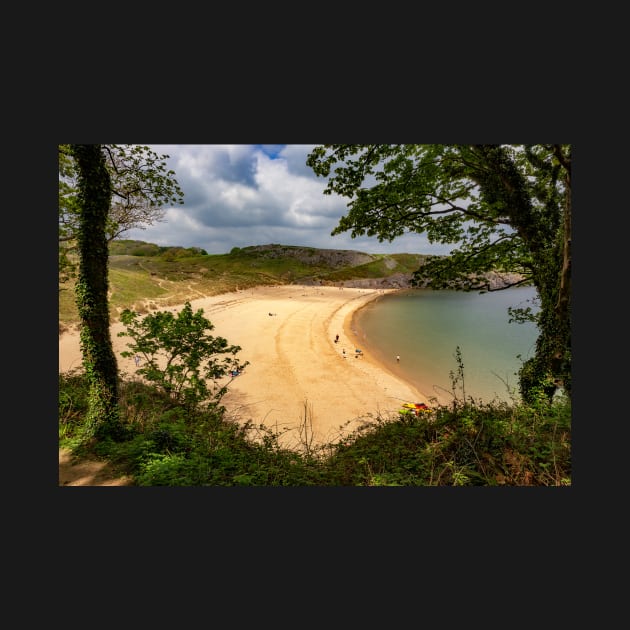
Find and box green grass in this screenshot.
[59,241,429,327]
[109,267,169,305]
[59,370,571,486]
[324,253,428,281]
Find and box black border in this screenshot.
[42,74,594,610]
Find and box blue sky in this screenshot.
[124,144,453,256]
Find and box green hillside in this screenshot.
[59,240,430,328]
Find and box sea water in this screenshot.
[352,286,539,404]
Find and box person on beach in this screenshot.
[396,355,400,362]
[134,355,141,367]
[335,334,339,343]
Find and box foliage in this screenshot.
[58,149,81,285]
[109,240,163,257]
[110,240,208,258]
[59,366,571,487]
[59,144,185,287]
[324,395,571,486]
[59,369,92,447]
[100,144,184,241]
[59,145,184,243]
[117,302,249,411]
[306,144,571,403]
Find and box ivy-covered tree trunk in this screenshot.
[469,145,571,402]
[71,144,120,438]
[521,153,571,403]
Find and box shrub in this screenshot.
[118,302,249,411]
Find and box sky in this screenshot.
[123,144,454,256]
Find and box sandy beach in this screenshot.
[59,285,432,448]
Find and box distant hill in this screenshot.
[107,240,431,288]
[60,240,524,330]
[59,241,432,328]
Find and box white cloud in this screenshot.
[123,144,454,256]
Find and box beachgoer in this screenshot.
[396,355,400,362]
[134,355,141,367]
[335,334,339,343]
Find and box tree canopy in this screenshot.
[58,144,185,284]
[307,144,571,402]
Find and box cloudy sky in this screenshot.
[123,144,453,256]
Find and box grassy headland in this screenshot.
[59,240,429,330]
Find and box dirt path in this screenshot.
[59,448,132,486]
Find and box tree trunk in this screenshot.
[470,145,570,403]
[554,160,571,397]
[72,145,120,438]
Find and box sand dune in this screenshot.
[59,285,431,448]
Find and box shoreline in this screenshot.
[59,284,433,448]
[347,291,451,407]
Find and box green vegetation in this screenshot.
[118,301,248,410]
[59,241,430,328]
[59,350,571,486]
[324,253,428,282]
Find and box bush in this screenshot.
[118,302,248,411]
[59,364,571,486]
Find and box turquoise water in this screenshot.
[352,286,539,404]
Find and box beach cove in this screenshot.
[59,285,434,448]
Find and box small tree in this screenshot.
[59,144,185,288]
[118,302,249,411]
